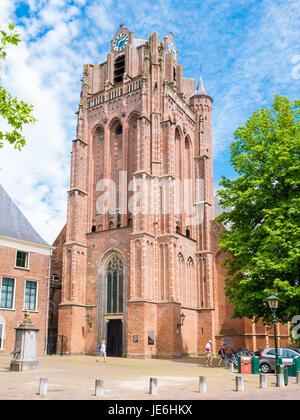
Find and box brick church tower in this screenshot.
[53,25,291,356]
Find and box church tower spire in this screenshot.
[191,69,211,99]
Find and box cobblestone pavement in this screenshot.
[0,355,299,400]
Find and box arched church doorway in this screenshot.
[107,319,123,357]
[98,251,125,357]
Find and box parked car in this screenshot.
[259,348,300,373]
[289,347,300,354]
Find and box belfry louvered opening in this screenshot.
[114,55,125,84]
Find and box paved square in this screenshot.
[0,355,299,400]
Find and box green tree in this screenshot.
[0,23,36,150]
[216,95,300,324]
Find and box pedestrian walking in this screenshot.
[218,344,226,367]
[205,340,213,367]
[96,339,106,362]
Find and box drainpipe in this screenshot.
[44,248,52,355]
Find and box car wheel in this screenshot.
[260,363,271,373]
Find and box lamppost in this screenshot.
[267,293,280,375]
[176,313,186,328]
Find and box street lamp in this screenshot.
[86,312,93,330]
[267,293,280,375]
[177,313,186,328]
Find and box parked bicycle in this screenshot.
[225,350,239,368]
[225,348,256,368]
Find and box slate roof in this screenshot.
[214,195,225,218]
[0,184,49,246]
[191,73,211,98]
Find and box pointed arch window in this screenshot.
[106,255,124,314]
[98,127,104,141]
[115,124,122,136]
[117,213,121,228]
[199,116,204,135]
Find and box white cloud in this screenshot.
[0,2,81,244]
[86,4,115,32]
[211,0,300,157]
[0,0,16,26]
[0,0,121,244]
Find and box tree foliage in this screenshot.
[216,95,300,324]
[0,23,36,150]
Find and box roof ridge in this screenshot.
[0,184,49,246]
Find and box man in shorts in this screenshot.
[218,344,226,367]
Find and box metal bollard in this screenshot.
[229,362,234,373]
[199,376,207,393]
[235,374,244,392]
[95,379,104,397]
[149,377,158,395]
[296,371,300,385]
[39,378,48,396]
[259,374,267,389]
[276,373,285,388]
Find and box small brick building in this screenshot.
[0,185,52,355]
[52,26,291,357]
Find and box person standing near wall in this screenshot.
[205,340,213,367]
[96,339,106,362]
[218,344,226,367]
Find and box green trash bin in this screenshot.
[278,357,292,384]
[284,366,289,385]
[251,355,260,374]
[288,357,300,377]
[238,355,242,373]
[295,357,300,375]
[238,355,252,374]
[279,356,294,377]
[287,362,294,377]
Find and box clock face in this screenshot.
[113,33,129,51]
[168,41,177,58]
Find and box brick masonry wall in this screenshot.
[55,26,293,357]
[0,245,50,355]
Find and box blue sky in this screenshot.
[0,0,299,244]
